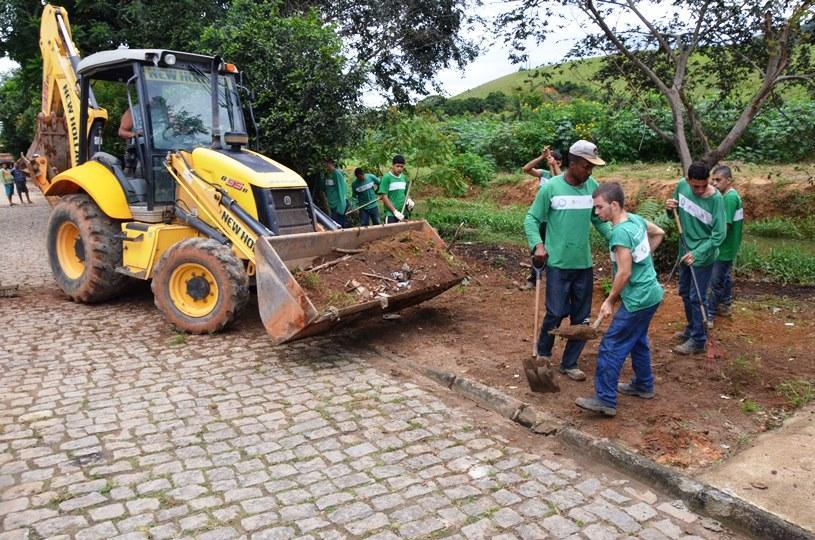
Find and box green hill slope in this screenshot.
[453,57,604,99]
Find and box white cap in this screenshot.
[568,140,605,166]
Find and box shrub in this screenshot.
[447,152,496,186]
[425,166,469,197]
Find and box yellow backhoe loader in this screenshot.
[26,5,462,343]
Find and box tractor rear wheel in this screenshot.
[46,194,128,302]
[152,238,249,334]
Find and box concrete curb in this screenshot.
[419,366,813,540]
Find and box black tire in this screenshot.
[46,194,128,303]
[151,238,249,334]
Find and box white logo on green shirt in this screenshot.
[734,208,744,221]
[389,181,406,191]
[550,195,593,210]
[356,182,374,192]
[678,194,713,226]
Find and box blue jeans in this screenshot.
[537,267,593,370]
[707,260,732,317]
[360,206,380,226]
[594,303,660,407]
[330,209,347,229]
[678,263,713,347]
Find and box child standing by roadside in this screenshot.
[2,163,15,206]
[11,161,32,204]
[707,165,743,321]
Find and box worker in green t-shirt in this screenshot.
[524,140,612,382]
[318,158,349,228]
[665,162,726,355]
[377,155,414,223]
[575,182,665,417]
[351,168,381,226]
[707,164,742,320]
[522,147,563,290]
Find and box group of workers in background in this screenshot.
[522,140,742,417]
[316,155,414,229]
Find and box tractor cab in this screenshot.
[76,49,248,220]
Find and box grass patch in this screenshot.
[747,217,804,239]
[776,379,815,409]
[295,271,321,290]
[417,198,527,245]
[741,399,761,414]
[167,334,186,346]
[735,241,815,285]
[721,355,762,396]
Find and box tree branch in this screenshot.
[580,0,671,95]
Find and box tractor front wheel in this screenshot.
[46,194,128,302]
[152,238,249,334]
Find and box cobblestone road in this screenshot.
[1,190,737,539]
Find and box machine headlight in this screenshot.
[164,53,176,66]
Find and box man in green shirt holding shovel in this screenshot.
[665,162,726,355]
[524,140,612,382]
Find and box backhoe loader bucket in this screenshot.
[255,221,463,344]
[26,111,71,192]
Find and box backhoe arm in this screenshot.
[27,4,107,192]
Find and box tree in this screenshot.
[498,1,815,169]
[199,0,365,175]
[279,0,480,102]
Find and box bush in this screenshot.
[425,166,469,197]
[447,152,496,186]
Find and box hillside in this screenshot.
[453,57,604,100]
[452,50,813,101]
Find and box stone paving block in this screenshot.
[625,501,659,522]
[33,515,88,537]
[461,517,495,539]
[582,523,620,540]
[76,521,119,540]
[241,512,280,531]
[90,502,126,521]
[250,526,296,539]
[657,501,699,524]
[651,518,684,539]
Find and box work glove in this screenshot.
[392,210,405,221]
[405,198,415,211]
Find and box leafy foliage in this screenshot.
[201,1,365,175]
[496,0,815,168]
[447,152,496,186]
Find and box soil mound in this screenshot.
[294,230,464,311]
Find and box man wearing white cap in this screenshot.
[524,140,612,381]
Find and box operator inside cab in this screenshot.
[118,106,142,175]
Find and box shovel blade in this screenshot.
[522,356,560,393]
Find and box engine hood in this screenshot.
[189,147,308,189]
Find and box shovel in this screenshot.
[549,312,606,340]
[522,265,560,393]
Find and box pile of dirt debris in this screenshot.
[294,230,464,312]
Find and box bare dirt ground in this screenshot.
[343,241,815,474]
[487,174,815,220]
